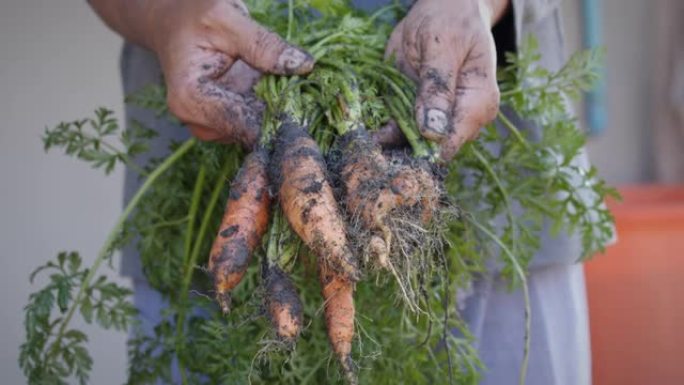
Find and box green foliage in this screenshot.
[449,37,617,282]
[129,141,242,293]
[20,2,616,385]
[43,108,156,175]
[495,37,617,259]
[124,84,170,118]
[500,37,606,122]
[19,252,136,385]
[20,138,197,385]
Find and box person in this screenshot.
[89,0,591,384]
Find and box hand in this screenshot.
[148,0,314,147]
[386,0,509,160]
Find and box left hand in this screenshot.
[386,0,509,160]
[147,0,314,147]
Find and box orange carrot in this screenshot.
[389,159,439,224]
[336,129,394,264]
[272,121,359,382]
[337,130,439,267]
[320,265,357,385]
[272,121,360,282]
[208,149,271,313]
[263,264,303,343]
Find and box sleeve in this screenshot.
[510,0,567,72]
[119,43,190,280]
[512,0,565,45]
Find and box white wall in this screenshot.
[0,1,656,384]
[0,1,129,384]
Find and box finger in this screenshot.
[385,21,418,81]
[414,31,467,142]
[191,85,263,148]
[438,127,470,162]
[186,123,226,142]
[170,88,262,147]
[165,52,262,148]
[221,13,314,75]
[217,60,261,94]
[440,35,500,161]
[371,120,408,149]
[440,88,499,162]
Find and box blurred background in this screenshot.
[0,0,681,384]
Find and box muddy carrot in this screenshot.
[263,264,303,343]
[320,265,357,385]
[208,149,271,313]
[271,121,360,282]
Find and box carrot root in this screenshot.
[208,149,271,313]
[271,121,360,281]
[264,264,303,344]
[320,266,357,385]
[336,129,396,265]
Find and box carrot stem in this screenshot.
[183,165,206,271]
[497,111,532,150]
[176,158,233,381]
[287,0,294,41]
[48,138,196,368]
[387,99,431,158]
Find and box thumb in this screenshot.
[229,15,314,76]
[414,41,463,142]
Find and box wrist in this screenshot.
[140,0,175,53]
[479,0,510,26]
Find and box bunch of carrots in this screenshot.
[20,1,616,384]
[206,6,453,384]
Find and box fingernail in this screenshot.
[278,47,313,74]
[424,109,448,135]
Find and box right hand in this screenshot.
[147,0,314,147]
[385,0,507,161]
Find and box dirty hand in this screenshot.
[148,0,314,147]
[386,0,509,160]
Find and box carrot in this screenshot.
[388,158,439,224]
[320,265,356,385]
[263,264,303,343]
[336,129,439,268]
[271,121,360,282]
[338,130,390,196]
[336,129,394,265]
[208,149,271,313]
[338,130,391,223]
[271,121,359,382]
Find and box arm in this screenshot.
[89,0,156,49]
[486,0,511,25]
[386,0,510,160]
[89,0,314,147]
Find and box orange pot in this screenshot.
[585,185,684,385]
